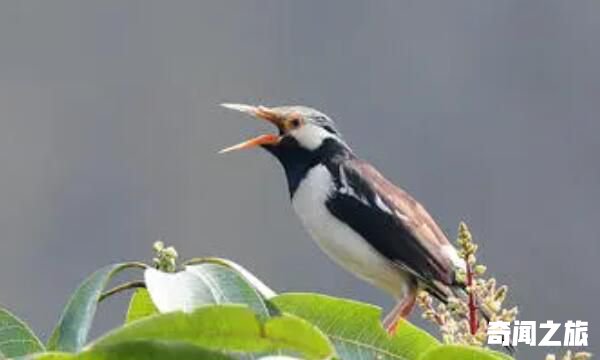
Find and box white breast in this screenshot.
[291,164,410,299]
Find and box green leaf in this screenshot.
[125,289,158,324]
[418,345,513,360]
[91,305,335,360]
[271,293,440,360]
[145,259,275,320]
[0,308,44,357]
[27,352,75,360]
[184,258,277,299]
[47,263,144,352]
[31,341,235,360]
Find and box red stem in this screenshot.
[466,261,478,335]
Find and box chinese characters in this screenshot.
[487,320,588,347]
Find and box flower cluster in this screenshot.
[152,240,179,272]
[416,222,594,360]
[416,222,518,347]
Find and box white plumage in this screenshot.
[291,164,411,300]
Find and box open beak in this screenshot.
[219,103,284,153]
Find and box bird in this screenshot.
[219,103,467,334]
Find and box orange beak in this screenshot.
[219,103,284,153]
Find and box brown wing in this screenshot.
[327,158,458,292]
[353,159,452,244]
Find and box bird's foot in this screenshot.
[386,320,399,335]
[383,292,417,336]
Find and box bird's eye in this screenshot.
[289,118,302,129]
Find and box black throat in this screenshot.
[263,137,351,197]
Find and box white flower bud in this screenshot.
[153,241,165,252]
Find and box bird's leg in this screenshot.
[383,291,417,335]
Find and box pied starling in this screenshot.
[220,103,466,333]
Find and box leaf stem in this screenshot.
[99,281,146,302]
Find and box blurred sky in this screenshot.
[0,1,598,358]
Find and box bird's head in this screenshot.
[219,103,345,156]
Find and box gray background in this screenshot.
[0,1,598,358]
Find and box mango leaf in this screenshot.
[271,293,439,360]
[90,305,335,360]
[47,263,144,352]
[418,344,513,360]
[125,289,158,324]
[145,258,275,320]
[0,308,44,357]
[31,341,234,360]
[196,258,276,299]
[26,353,73,360]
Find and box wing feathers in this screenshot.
[325,158,458,292]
